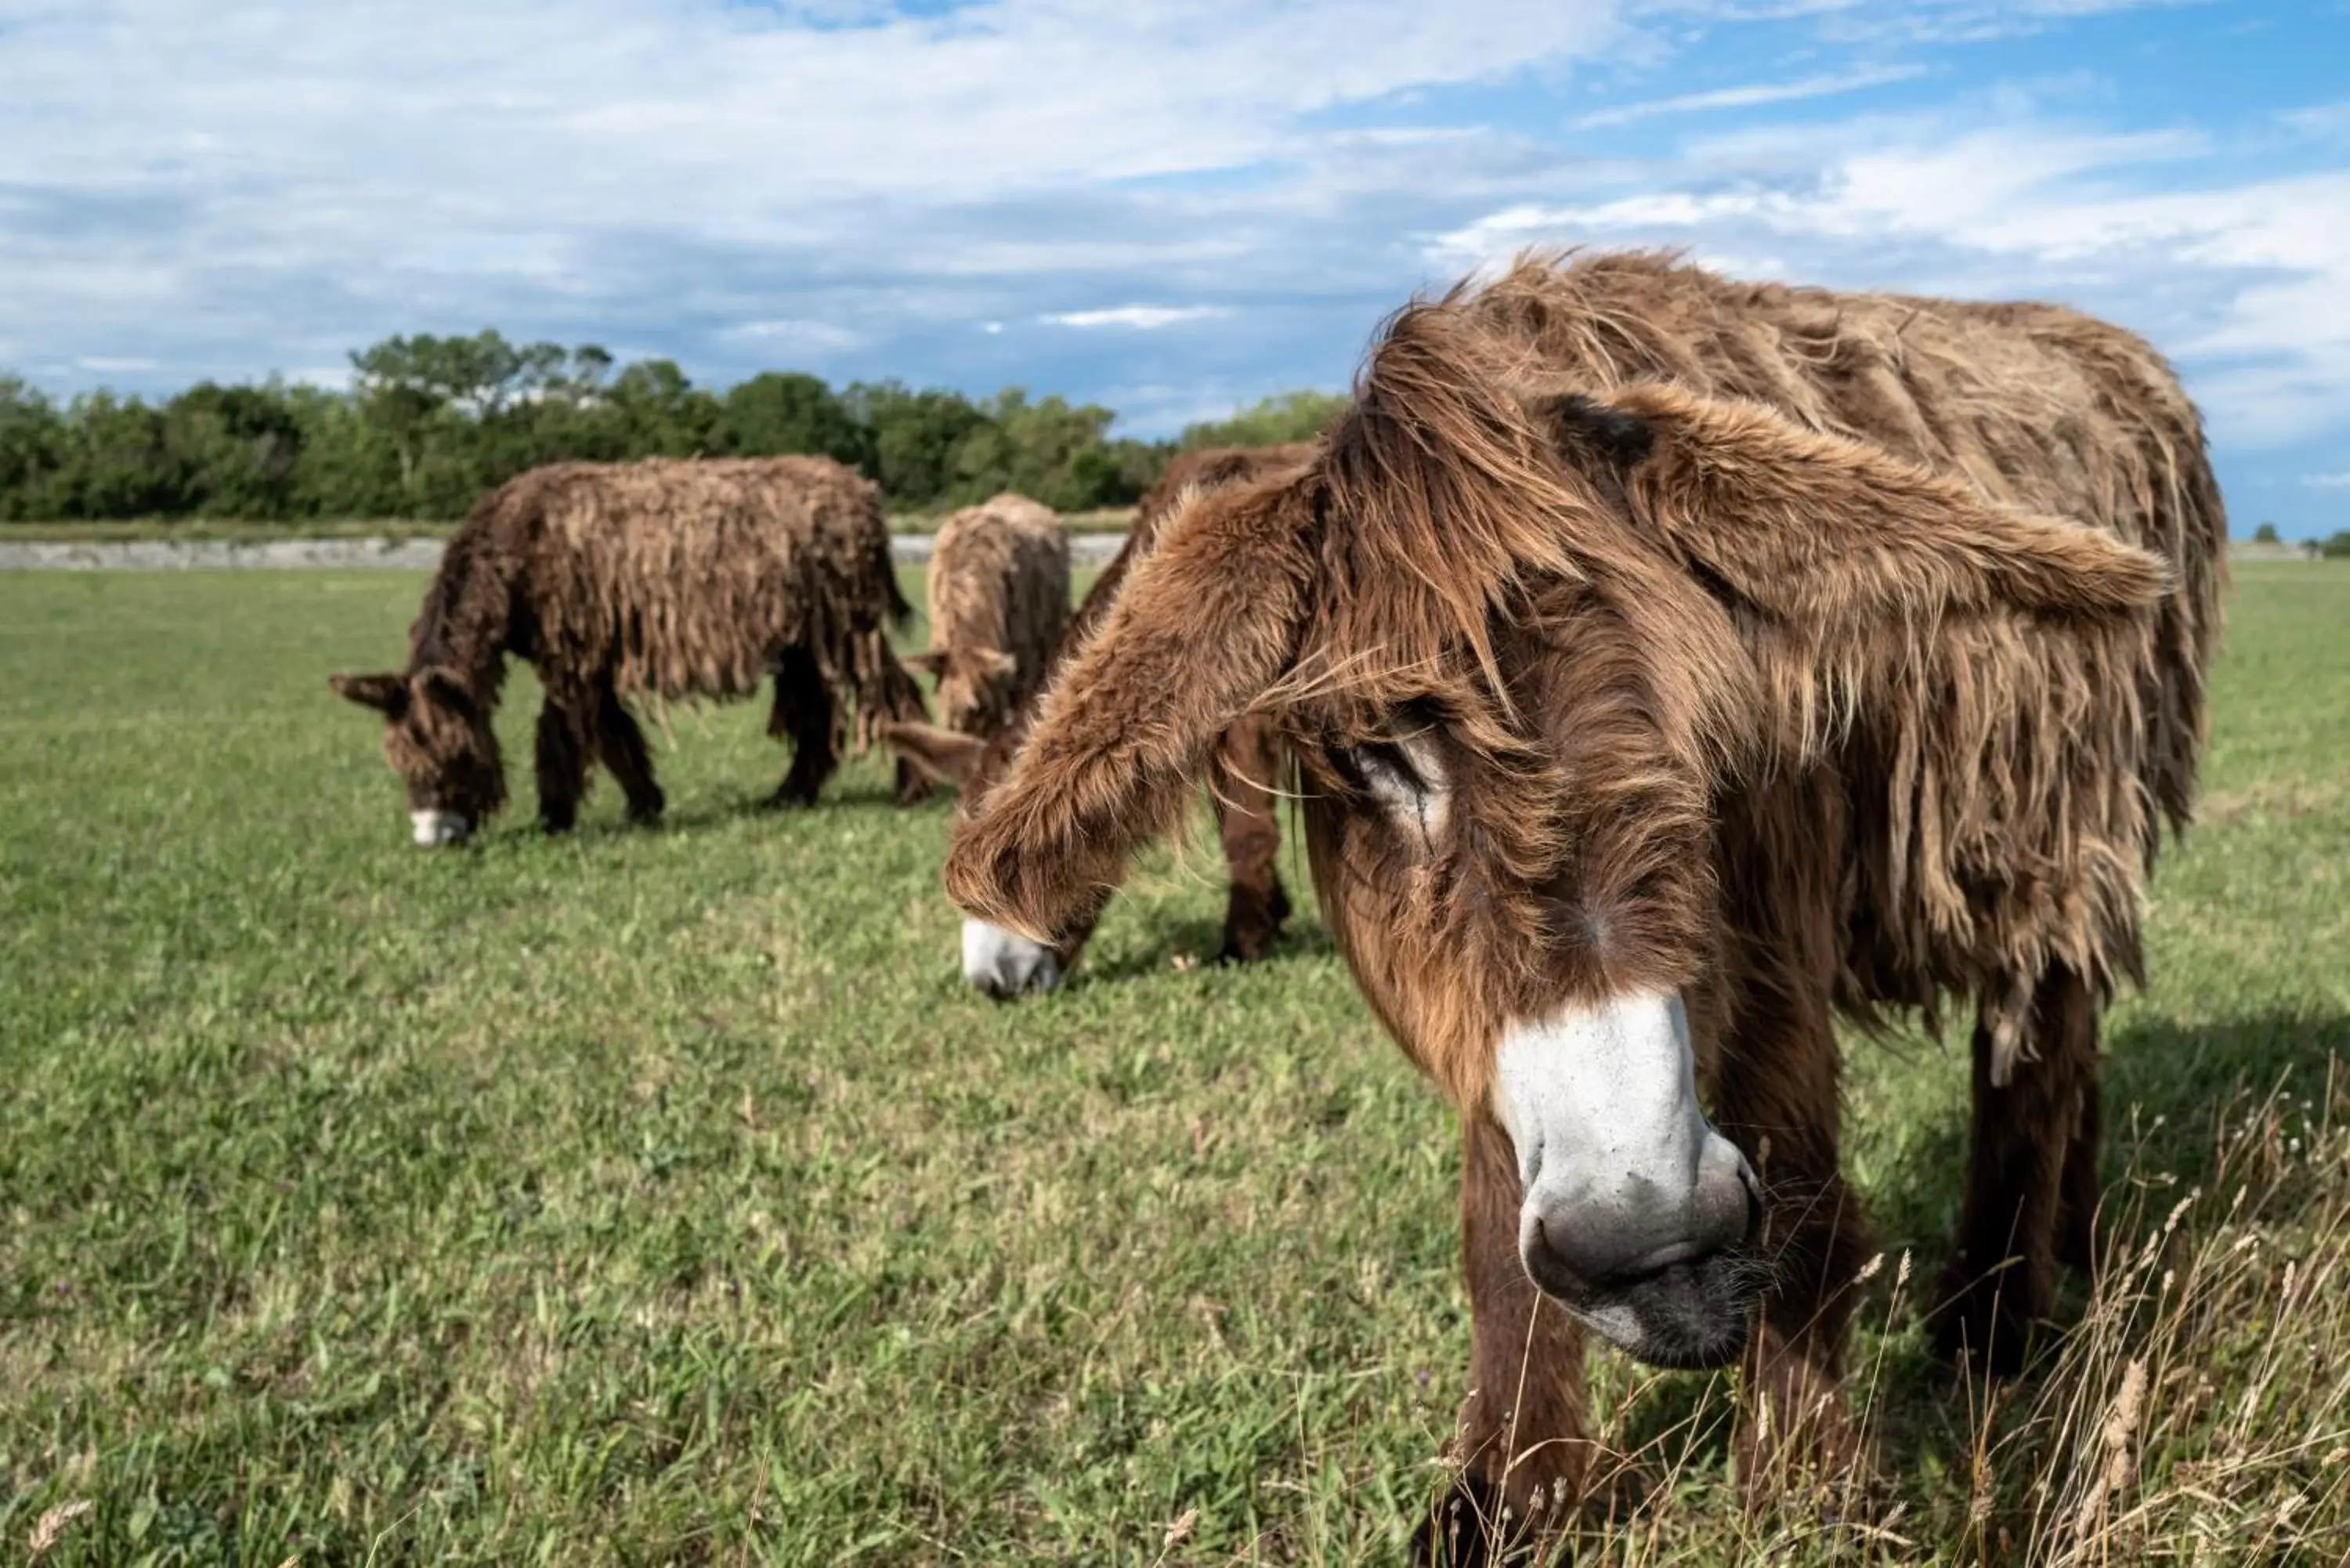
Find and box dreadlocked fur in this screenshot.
[333,455,928,840]
[920,493,1072,739]
[945,251,2225,1544]
[888,445,1318,985]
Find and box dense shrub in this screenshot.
[0,331,1336,523]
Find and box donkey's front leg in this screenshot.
[534,694,592,833]
[1416,1114,1596,1566]
[1715,988,1870,1499]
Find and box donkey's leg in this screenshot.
[1415,1114,1593,1567]
[2055,1071,2103,1277]
[593,682,665,824]
[534,694,591,833]
[765,646,838,809]
[1207,714,1290,963]
[1931,964,2099,1375]
[1715,994,1870,1495]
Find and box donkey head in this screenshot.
[914,647,1023,740]
[331,667,507,846]
[944,301,2168,1367]
[883,714,1068,997]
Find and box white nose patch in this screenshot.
[1493,990,1752,1266]
[960,919,1062,996]
[410,810,470,847]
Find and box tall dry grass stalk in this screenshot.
[1999,1067,2350,1566]
[1484,1068,2350,1566]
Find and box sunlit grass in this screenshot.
[1,563,2345,1565]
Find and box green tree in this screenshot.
[1181,389,1347,450]
[719,373,869,468]
[164,381,305,518]
[2253,521,2282,544]
[56,392,184,518]
[606,359,721,457]
[847,381,989,507]
[0,376,64,520]
[2320,531,2350,560]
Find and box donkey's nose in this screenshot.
[1521,1136,1759,1294]
[410,809,471,847]
[960,919,1063,999]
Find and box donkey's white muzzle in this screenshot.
[961,919,1061,998]
[410,810,471,847]
[1491,990,1759,1361]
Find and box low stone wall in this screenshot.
[0,533,1133,572]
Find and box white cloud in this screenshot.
[0,0,1622,391]
[1043,305,1233,330]
[723,319,863,353]
[1573,65,1926,128]
[75,355,158,373]
[2306,471,2350,490]
[1430,117,2350,446]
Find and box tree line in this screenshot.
[0,331,1349,523]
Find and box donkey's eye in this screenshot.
[1354,742,1424,797]
[1330,733,1448,842]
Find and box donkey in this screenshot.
[942,254,2224,1551]
[889,445,1315,995]
[334,455,927,844]
[913,492,1071,739]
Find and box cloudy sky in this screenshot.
[3,0,2345,533]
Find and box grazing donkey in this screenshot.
[942,253,2224,1554]
[334,455,927,844]
[914,493,1071,740]
[889,445,1315,995]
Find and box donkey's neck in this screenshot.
[407,533,515,705]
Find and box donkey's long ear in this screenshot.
[943,475,1317,945]
[331,671,408,717]
[1536,381,2170,629]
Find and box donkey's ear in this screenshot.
[1534,382,2170,627]
[331,671,408,717]
[882,721,990,788]
[413,666,478,716]
[944,473,1317,945]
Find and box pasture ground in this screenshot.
[2,563,2347,1566]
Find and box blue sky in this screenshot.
[2,0,2345,534]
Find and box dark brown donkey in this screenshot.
[334,456,927,844]
[890,445,1314,995]
[942,254,2225,1552]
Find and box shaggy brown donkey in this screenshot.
[334,456,927,844]
[890,444,1314,995]
[942,253,2223,1555]
[914,492,1071,739]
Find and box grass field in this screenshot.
[2,563,2347,1566]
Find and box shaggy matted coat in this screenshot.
[333,455,927,842]
[942,252,2223,1552]
[889,444,1317,992]
[920,493,1071,738]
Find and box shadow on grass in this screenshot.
[1079,918,1340,987]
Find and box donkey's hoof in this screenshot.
[761,785,821,811]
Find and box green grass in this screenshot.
[2,563,2345,1566]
